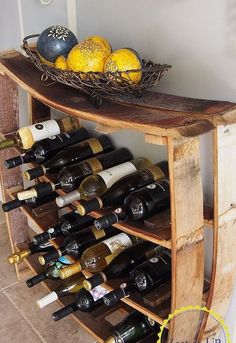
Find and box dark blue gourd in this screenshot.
[37,25,78,64]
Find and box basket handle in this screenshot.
[23,34,40,49]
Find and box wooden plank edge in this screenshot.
[0,55,213,138]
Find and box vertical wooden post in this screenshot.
[167,136,205,340]
[0,74,30,279]
[198,124,236,339]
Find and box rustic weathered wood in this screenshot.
[0,74,30,278]
[197,124,236,340]
[145,133,168,145]
[95,123,121,134]
[0,74,18,133]
[167,136,205,340]
[0,51,220,138]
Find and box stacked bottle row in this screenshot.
[1,117,171,342]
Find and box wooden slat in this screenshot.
[0,74,30,279]
[167,136,205,340]
[197,124,236,339]
[0,74,18,133]
[0,51,217,138]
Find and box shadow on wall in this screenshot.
[225,0,236,58]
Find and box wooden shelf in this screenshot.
[1,53,234,342]
[2,50,236,139]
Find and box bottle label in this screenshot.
[150,257,159,263]
[97,162,137,189]
[87,138,103,154]
[29,120,60,141]
[146,184,157,190]
[91,227,106,240]
[147,165,165,180]
[86,158,103,174]
[103,233,132,253]
[80,158,102,176]
[90,285,109,301]
[58,256,72,265]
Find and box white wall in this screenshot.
[0,0,235,340]
[75,2,236,339]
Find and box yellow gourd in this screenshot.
[67,40,107,73]
[84,35,112,57]
[104,48,142,84]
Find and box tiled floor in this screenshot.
[0,208,94,343]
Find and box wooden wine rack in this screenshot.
[0,49,236,342]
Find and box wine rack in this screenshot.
[0,49,236,342]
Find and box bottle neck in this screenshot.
[0,137,17,150]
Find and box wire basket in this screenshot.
[23,34,172,107]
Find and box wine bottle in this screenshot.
[23,135,113,181]
[83,240,159,291]
[0,117,80,150]
[32,211,94,246]
[59,233,140,279]
[4,128,90,169]
[94,178,170,230]
[8,241,54,265]
[17,148,132,201]
[38,226,119,265]
[56,148,133,203]
[103,250,171,307]
[74,157,152,209]
[52,287,109,320]
[2,191,57,212]
[36,273,85,309]
[26,258,72,288]
[77,161,168,216]
[105,311,159,343]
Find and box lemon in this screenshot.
[104,48,142,84]
[55,55,67,70]
[67,40,107,73]
[84,35,112,57]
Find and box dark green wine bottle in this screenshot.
[105,311,159,343]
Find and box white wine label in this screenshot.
[29,120,60,142]
[97,162,137,189]
[90,285,109,301]
[103,233,132,253]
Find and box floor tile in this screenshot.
[5,282,94,343]
[0,292,43,343]
[0,222,20,289]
